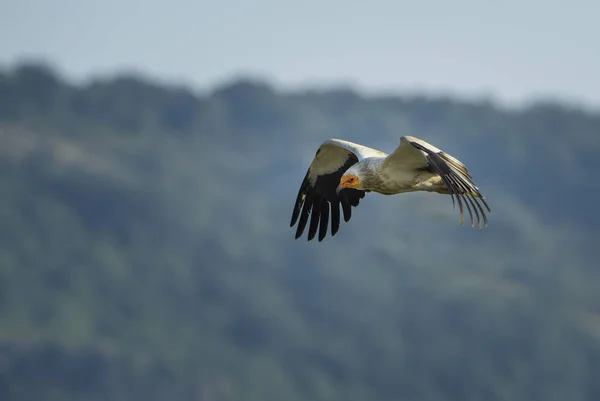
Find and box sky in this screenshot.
[1,0,599,107]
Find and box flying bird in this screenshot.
[290,136,491,241]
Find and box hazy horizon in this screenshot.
[2,0,599,108]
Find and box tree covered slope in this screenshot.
[0,63,599,401]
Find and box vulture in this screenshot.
[290,136,491,241]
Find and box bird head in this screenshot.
[336,171,362,194]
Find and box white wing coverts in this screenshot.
[290,140,384,241]
[386,136,491,229]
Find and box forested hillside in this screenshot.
[0,63,599,401]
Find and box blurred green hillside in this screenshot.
[0,63,599,401]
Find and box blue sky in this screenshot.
[1,0,599,106]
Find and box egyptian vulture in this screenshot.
[290,136,491,241]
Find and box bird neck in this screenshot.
[357,158,385,190]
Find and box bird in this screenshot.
[290,136,491,241]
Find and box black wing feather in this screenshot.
[318,199,330,241]
[294,191,313,239]
[307,195,322,241]
[340,195,352,222]
[410,141,491,230]
[291,153,366,242]
[330,201,340,236]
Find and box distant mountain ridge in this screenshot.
[0,62,599,401]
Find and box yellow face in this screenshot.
[338,174,360,190]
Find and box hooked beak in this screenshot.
[336,174,359,195]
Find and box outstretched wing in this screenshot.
[290,139,385,241]
[386,136,492,229]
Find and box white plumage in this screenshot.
[290,136,491,241]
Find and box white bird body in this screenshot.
[291,136,491,241]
